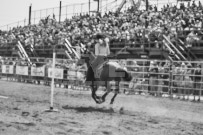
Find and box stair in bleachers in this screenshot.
[177,39,197,60]
[64,38,80,59]
[17,41,32,65]
[163,35,187,61]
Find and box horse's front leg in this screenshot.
[91,84,102,104]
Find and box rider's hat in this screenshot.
[94,33,105,39]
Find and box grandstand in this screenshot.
[0,0,203,61]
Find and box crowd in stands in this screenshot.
[0,1,203,51]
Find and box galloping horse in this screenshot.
[77,50,132,104]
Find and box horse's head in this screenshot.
[76,49,95,67]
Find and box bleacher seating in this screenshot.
[0,1,203,60]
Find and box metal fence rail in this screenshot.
[0,58,202,102]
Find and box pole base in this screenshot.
[44,107,59,112]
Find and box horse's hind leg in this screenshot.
[91,89,100,104]
[101,91,111,102]
[101,82,111,102]
[110,90,118,104]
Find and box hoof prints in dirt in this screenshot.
[21,112,30,116]
[11,122,36,127]
[147,118,159,124]
[102,131,112,135]
[62,105,114,113]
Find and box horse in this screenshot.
[77,50,132,104]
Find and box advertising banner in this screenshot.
[31,66,45,77]
[2,65,14,74]
[67,70,85,80]
[67,70,77,80]
[16,66,28,75]
[48,68,64,79]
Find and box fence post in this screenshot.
[59,1,62,23]
[40,10,42,19]
[66,5,68,19]
[81,3,83,13]
[28,4,32,25]
[34,11,36,24]
[169,60,173,98]
[89,0,91,15]
[46,9,48,17]
[200,73,203,101]
[73,4,75,15]
[24,19,26,26]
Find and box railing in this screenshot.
[0,58,202,101]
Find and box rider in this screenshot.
[91,33,110,74]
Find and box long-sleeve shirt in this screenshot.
[95,42,110,56]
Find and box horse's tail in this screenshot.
[116,67,132,81]
[124,70,132,81]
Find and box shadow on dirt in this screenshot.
[62,105,115,114]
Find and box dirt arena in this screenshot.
[0,80,203,135]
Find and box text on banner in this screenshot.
[48,68,64,79]
[2,65,14,74]
[31,66,45,77]
[16,66,28,75]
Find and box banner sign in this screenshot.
[67,70,85,80]
[2,65,14,74]
[48,68,64,79]
[67,70,77,80]
[31,66,45,77]
[177,0,191,1]
[68,70,77,76]
[76,71,85,80]
[16,66,28,75]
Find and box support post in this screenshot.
[89,0,91,15]
[146,0,149,11]
[98,0,100,12]
[59,1,62,23]
[169,60,173,98]
[29,4,32,25]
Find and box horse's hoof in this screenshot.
[119,107,124,114]
[96,96,101,100]
[95,101,101,104]
[191,99,196,102]
[101,98,105,103]
[95,98,103,104]
[197,99,200,102]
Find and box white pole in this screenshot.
[50,49,56,110]
[45,46,58,112]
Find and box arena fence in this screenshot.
[0,58,202,102]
